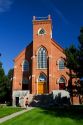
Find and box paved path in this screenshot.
[0,107,34,124]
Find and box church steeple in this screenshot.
[33,15,52,41]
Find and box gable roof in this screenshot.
[14,42,33,62]
[51,38,64,53]
[14,39,64,62]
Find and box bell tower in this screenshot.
[32,15,52,57]
[32,15,52,94]
[33,15,52,43]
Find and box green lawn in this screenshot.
[0,106,83,125]
[0,106,22,118]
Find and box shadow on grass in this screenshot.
[39,105,83,120]
[30,94,83,121]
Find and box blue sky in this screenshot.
[0,0,83,74]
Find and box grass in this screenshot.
[0,106,83,125]
[0,106,22,118]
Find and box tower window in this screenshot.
[38,28,46,35]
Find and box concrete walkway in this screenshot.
[0,107,34,124]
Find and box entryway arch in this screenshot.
[37,73,47,94]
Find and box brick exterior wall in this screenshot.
[12,15,79,105]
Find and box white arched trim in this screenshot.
[38,73,47,82]
[38,28,46,35]
[57,76,66,84]
[57,58,65,70]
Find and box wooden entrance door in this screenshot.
[59,83,65,90]
[38,82,46,94]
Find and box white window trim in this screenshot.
[37,47,47,69]
[36,68,47,70]
[38,28,46,35]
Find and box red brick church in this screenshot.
[12,15,79,107]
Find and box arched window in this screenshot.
[58,76,66,90]
[37,47,47,69]
[38,28,46,35]
[59,59,65,70]
[22,60,29,71]
[22,78,29,84]
[22,78,29,90]
[38,73,47,82]
[59,77,65,83]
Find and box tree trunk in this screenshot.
[68,69,73,105]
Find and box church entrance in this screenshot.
[37,73,47,94]
[38,82,46,94]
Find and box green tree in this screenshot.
[77,27,83,104]
[64,45,78,104]
[65,45,78,75]
[64,27,83,104]
[7,69,14,80]
[0,62,9,103]
[78,27,83,78]
[7,68,14,105]
[0,61,13,104]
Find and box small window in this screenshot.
[22,60,29,71]
[59,77,65,83]
[59,60,65,70]
[38,28,46,35]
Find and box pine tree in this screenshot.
[0,62,7,103]
[64,27,83,104]
[0,60,14,104]
[78,27,83,78]
[64,45,78,104]
[65,44,78,75]
[7,69,14,105]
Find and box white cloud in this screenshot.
[0,0,14,12]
